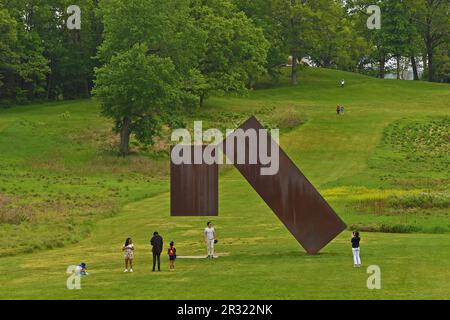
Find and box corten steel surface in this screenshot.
[170,145,218,216]
[220,117,347,254]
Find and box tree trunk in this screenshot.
[396,55,401,79]
[199,95,205,108]
[411,56,419,80]
[46,73,52,100]
[422,53,428,73]
[291,52,298,85]
[119,116,131,156]
[427,49,433,82]
[85,78,90,97]
[424,28,435,82]
[290,0,300,85]
[379,54,386,79]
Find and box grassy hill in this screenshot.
[0,68,449,299]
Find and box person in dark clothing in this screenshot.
[336,105,341,115]
[150,231,163,272]
[351,231,361,268]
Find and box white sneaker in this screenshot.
[130,269,133,273]
[124,269,128,272]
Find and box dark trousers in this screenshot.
[152,252,161,271]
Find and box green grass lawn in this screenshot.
[0,68,449,299]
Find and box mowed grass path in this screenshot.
[0,68,449,299]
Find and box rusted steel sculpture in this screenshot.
[170,117,346,254]
[221,117,346,254]
[170,145,218,216]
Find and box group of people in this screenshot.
[122,235,177,272]
[148,231,177,272]
[76,225,361,276]
[121,222,362,272]
[336,104,345,115]
[121,221,217,273]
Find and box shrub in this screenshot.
[388,192,450,209]
[378,224,420,233]
[274,108,306,130]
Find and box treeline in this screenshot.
[0,0,448,107]
[236,0,449,83]
[0,0,102,106]
[0,0,448,154]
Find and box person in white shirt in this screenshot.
[204,222,216,259]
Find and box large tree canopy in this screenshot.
[97,0,205,69]
[409,0,449,81]
[192,0,270,106]
[0,7,18,89]
[94,0,205,155]
[93,44,195,155]
[94,0,270,154]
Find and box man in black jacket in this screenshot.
[150,231,163,271]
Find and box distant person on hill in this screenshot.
[336,105,341,115]
[150,231,163,272]
[340,79,345,87]
[168,241,177,271]
[340,105,345,115]
[351,231,361,268]
[122,237,134,273]
[204,221,216,259]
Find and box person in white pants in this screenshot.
[204,222,216,259]
[351,231,361,267]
